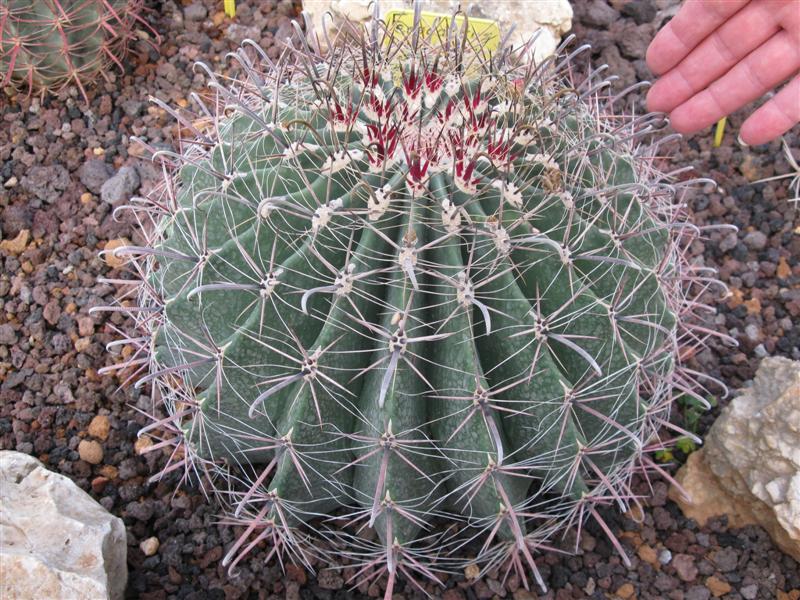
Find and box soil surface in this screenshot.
[1,1,798,599]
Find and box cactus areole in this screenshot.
[105,8,717,596]
[0,0,150,100]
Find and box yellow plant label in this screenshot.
[713,116,726,148]
[224,0,236,18]
[384,10,500,54]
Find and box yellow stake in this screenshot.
[713,116,726,148]
[224,0,236,18]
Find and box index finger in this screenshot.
[646,0,750,75]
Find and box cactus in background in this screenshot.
[98,7,724,596]
[0,0,152,100]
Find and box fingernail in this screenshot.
[736,134,749,148]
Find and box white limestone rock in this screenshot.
[302,0,573,63]
[671,357,800,561]
[0,451,128,600]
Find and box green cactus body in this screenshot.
[105,10,709,595]
[0,0,146,99]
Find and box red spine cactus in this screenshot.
[95,6,731,598]
[0,0,156,101]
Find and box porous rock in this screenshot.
[21,164,69,203]
[579,0,619,27]
[303,0,572,63]
[0,229,29,255]
[184,2,207,21]
[0,451,127,599]
[670,357,800,561]
[79,159,115,194]
[100,166,140,206]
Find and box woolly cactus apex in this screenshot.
[98,8,728,597]
[0,0,154,101]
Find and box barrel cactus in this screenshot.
[100,8,717,595]
[1,0,151,100]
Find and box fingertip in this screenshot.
[645,80,669,113]
[645,42,667,77]
[738,120,767,146]
[738,119,756,145]
[645,23,681,77]
[666,107,702,136]
[741,76,800,145]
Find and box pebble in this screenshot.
[100,166,140,206]
[486,578,504,596]
[43,300,61,325]
[740,583,758,599]
[134,435,153,455]
[285,581,300,600]
[743,230,768,250]
[117,461,137,482]
[615,582,635,599]
[710,547,739,572]
[580,531,597,552]
[78,159,114,194]
[673,554,699,582]
[578,578,592,596]
[87,415,110,441]
[316,569,344,590]
[580,0,619,27]
[126,500,154,522]
[744,323,762,342]
[140,537,160,557]
[155,62,178,83]
[121,99,143,117]
[719,231,739,252]
[184,2,208,21]
[656,572,679,592]
[20,165,69,203]
[77,316,95,337]
[285,563,307,585]
[705,576,732,597]
[91,476,109,493]
[103,238,131,269]
[0,323,18,345]
[226,24,262,45]
[686,586,711,600]
[620,1,657,24]
[637,544,659,567]
[77,439,104,465]
[739,154,761,181]
[616,21,652,59]
[99,465,118,480]
[0,205,31,234]
[0,229,29,254]
[74,337,91,353]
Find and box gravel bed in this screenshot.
[1,1,798,598]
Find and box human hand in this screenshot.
[645,0,800,145]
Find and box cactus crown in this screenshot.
[102,8,720,596]
[0,0,151,100]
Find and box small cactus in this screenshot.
[0,0,153,100]
[98,8,725,596]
